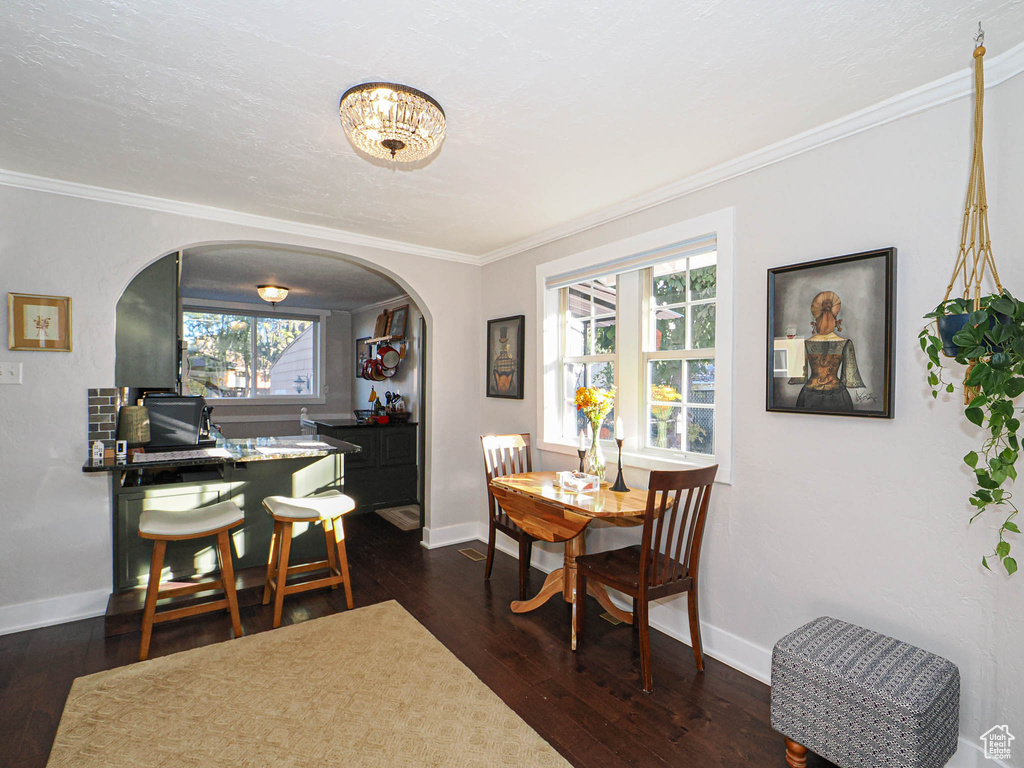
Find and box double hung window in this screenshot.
[538,210,733,479]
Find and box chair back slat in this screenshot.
[639,466,718,590]
[481,434,533,523]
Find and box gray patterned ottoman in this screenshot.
[770,617,959,768]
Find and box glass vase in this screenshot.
[585,419,606,481]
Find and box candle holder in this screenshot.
[577,449,586,473]
[610,438,630,492]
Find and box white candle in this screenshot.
[615,417,624,441]
[578,430,587,450]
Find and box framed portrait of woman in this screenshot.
[766,248,896,418]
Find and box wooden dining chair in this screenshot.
[573,465,718,692]
[481,434,536,600]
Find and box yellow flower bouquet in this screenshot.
[574,385,616,480]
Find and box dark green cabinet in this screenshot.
[115,252,179,388]
[315,424,418,512]
[111,453,343,592]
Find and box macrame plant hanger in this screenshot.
[942,24,1003,403]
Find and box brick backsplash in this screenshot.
[87,387,121,447]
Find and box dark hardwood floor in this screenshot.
[0,513,837,768]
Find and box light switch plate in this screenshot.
[0,362,23,384]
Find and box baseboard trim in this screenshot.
[421,522,486,550]
[0,589,109,637]
[488,536,1007,768]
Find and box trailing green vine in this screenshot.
[920,290,1024,575]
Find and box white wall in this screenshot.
[480,72,1024,762]
[0,190,485,631]
[352,297,424,421]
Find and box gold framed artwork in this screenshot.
[8,293,72,351]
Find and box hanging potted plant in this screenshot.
[919,27,1020,575]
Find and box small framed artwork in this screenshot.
[387,304,409,339]
[486,314,525,399]
[767,248,896,418]
[8,293,72,352]
[355,336,371,379]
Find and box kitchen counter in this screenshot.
[302,417,418,429]
[82,434,361,473]
[83,434,362,599]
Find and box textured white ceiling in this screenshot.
[2,1,1022,256]
[180,244,406,311]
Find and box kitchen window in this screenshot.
[537,209,733,481]
[182,305,326,402]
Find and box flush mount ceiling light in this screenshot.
[339,82,446,163]
[257,285,289,306]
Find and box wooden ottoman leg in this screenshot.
[784,738,808,768]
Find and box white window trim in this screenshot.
[536,207,734,484]
[181,298,331,406]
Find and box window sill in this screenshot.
[537,439,732,485]
[204,396,326,406]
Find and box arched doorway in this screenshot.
[115,240,433,533]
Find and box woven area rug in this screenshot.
[47,601,569,767]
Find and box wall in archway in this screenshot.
[0,185,485,630]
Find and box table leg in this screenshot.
[508,529,631,627]
[510,569,563,613]
[586,582,633,624]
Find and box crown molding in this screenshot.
[478,39,1024,265]
[0,169,480,265]
[349,294,412,314]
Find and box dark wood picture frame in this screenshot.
[766,248,896,418]
[387,304,409,340]
[486,314,525,399]
[355,336,371,379]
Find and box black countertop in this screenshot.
[83,434,361,473]
[302,417,418,429]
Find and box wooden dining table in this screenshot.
[489,471,651,643]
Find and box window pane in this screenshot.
[566,277,616,356]
[689,254,717,300]
[648,405,683,450]
[594,315,616,355]
[588,362,615,437]
[655,308,686,351]
[649,359,683,402]
[687,407,715,454]
[686,359,715,404]
[563,362,585,438]
[565,362,615,439]
[565,319,586,357]
[653,258,687,306]
[255,317,315,396]
[183,312,252,398]
[691,303,715,349]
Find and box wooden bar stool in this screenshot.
[262,490,356,628]
[137,500,244,661]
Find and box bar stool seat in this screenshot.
[263,492,356,521]
[139,501,244,537]
[263,490,355,628]
[138,500,244,661]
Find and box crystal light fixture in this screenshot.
[339,82,446,163]
[257,285,289,306]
